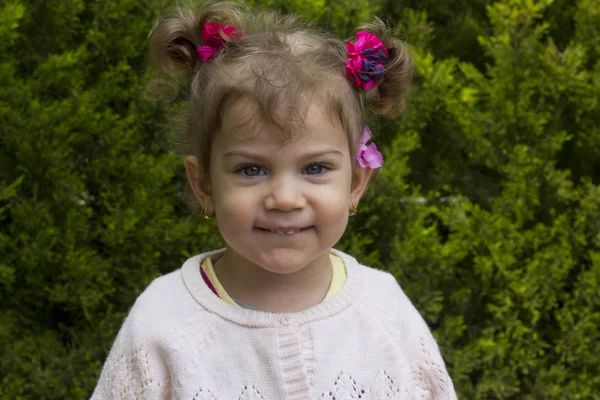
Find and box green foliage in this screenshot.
[1,0,599,398]
[345,0,600,398]
[0,0,221,397]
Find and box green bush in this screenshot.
[354,0,600,397]
[1,0,598,398]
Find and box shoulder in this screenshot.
[343,254,412,315]
[91,268,190,399]
[117,253,211,343]
[341,253,457,399]
[118,270,184,342]
[358,262,400,294]
[335,250,420,327]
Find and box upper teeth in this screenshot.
[270,229,300,235]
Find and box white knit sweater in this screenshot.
[91,249,457,399]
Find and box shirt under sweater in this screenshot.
[200,253,347,309]
[91,249,457,399]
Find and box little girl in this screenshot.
[92,2,457,399]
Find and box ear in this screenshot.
[350,164,375,205]
[184,155,213,209]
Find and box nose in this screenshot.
[264,175,305,212]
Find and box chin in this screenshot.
[256,250,316,275]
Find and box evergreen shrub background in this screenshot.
[1,0,599,398]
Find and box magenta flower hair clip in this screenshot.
[196,22,245,62]
[357,126,383,168]
[345,31,389,90]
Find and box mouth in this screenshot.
[256,227,311,236]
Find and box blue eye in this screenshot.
[238,165,265,177]
[304,164,328,175]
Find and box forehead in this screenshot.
[215,100,349,151]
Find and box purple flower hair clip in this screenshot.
[357,126,383,168]
[345,31,389,90]
[196,22,245,62]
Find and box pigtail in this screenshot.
[358,18,414,118]
[147,2,246,77]
[148,7,203,76]
[197,2,245,32]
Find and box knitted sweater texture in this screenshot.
[91,249,457,399]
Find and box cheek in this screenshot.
[214,187,256,226]
[317,198,350,247]
[319,193,349,215]
[215,200,253,246]
[318,173,353,205]
[313,181,352,222]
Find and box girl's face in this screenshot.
[186,102,372,275]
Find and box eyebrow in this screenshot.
[223,149,344,159]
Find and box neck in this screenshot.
[213,249,333,313]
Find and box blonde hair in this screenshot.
[147,1,413,207]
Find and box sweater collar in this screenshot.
[180,248,364,328]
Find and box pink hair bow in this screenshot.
[357,126,383,168]
[196,22,245,62]
[345,31,389,90]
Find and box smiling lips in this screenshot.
[270,229,302,235]
[257,226,310,236]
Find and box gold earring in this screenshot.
[202,205,214,220]
[349,201,358,216]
